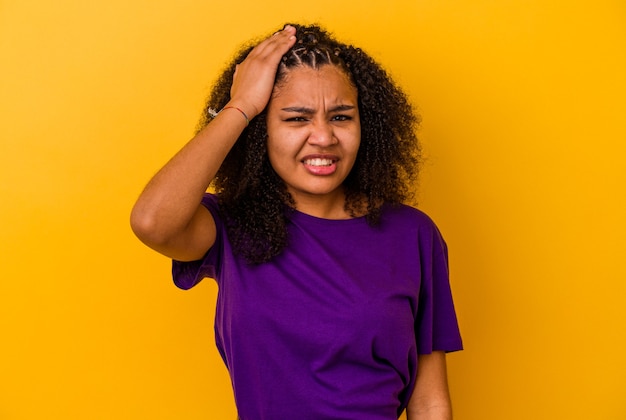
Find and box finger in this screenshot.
[249,25,296,59]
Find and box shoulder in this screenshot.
[379,203,448,250]
[199,193,222,219]
[198,193,226,232]
[380,203,440,230]
[201,192,219,208]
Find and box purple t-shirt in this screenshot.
[173,194,462,420]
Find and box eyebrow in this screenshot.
[280,104,356,113]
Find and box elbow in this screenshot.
[130,204,170,248]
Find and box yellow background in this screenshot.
[1,0,625,419]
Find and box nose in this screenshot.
[307,119,337,147]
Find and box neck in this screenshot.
[289,190,351,220]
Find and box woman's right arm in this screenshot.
[130,109,246,262]
[130,25,297,261]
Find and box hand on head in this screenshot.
[228,25,297,120]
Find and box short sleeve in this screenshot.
[415,221,463,354]
[171,193,222,290]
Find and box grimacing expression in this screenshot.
[265,65,361,208]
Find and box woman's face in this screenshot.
[266,65,361,213]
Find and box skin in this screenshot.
[266,65,361,219]
[130,25,453,419]
[130,26,298,262]
[409,352,453,420]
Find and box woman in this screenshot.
[131,23,462,420]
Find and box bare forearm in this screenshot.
[130,108,245,244]
[407,352,453,420]
[130,26,297,257]
[406,403,452,420]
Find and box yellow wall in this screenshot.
[1,1,624,419]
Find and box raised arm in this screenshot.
[130,25,297,261]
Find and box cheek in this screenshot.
[267,136,285,159]
[266,136,295,172]
[266,141,279,169]
[267,128,301,157]
[346,129,361,159]
[354,128,362,149]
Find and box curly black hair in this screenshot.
[198,23,421,264]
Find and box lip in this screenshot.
[301,154,340,176]
[301,153,340,161]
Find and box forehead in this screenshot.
[272,65,357,101]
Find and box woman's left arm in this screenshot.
[406,351,453,420]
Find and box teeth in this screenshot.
[304,158,333,166]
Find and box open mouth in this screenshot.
[301,156,339,175]
[303,158,335,167]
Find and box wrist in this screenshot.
[225,100,258,121]
[220,105,250,126]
